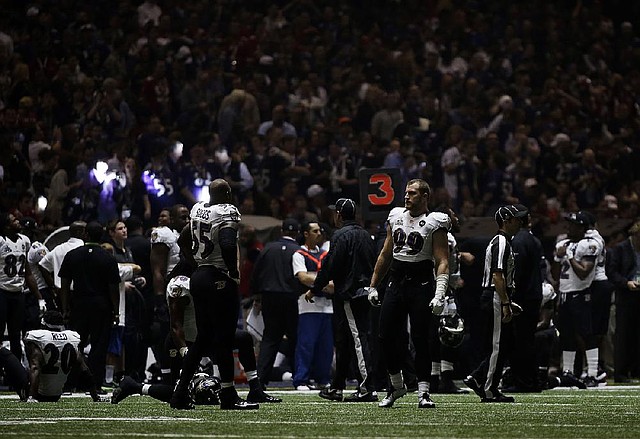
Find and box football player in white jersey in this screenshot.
[367,179,450,409]
[23,310,103,402]
[0,212,41,359]
[149,204,189,380]
[171,179,258,410]
[552,211,599,386]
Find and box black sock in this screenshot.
[441,370,453,381]
[248,378,263,392]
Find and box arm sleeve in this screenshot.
[219,226,239,277]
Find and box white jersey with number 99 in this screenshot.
[387,208,450,263]
[189,202,241,269]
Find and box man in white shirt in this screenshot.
[38,221,86,296]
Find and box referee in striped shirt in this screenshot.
[463,204,527,402]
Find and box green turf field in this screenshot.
[1,388,639,438]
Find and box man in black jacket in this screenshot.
[606,220,640,382]
[313,198,378,402]
[252,218,301,388]
[505,204,544,392]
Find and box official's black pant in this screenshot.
[379,277,433,383]
[509,297,542,389]
[0,289,25,360]
[257,292,298,386]
[331,295,374,392]
[70,295,112,389]
[469,290,514,398]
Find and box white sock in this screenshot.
[390,372,404,390]
[105,365,114,384]
[441,361,454,372]
[141,384,151,395]
[431,362,441,375]
[418,381,429,394]
[562,351,576,373]
[586,348,599,377]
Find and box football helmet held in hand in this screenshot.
[438,313,465,348]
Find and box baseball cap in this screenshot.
[564,211,590,226]
[494,204,528,223]
[329,198,356,219]
[282,218,300,233]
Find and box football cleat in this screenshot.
[463,375,485,399]
[436,377,469,394]
[378,385,407,408]
[481,392,515,403]
[247,389,282,403]
[220,396,259,410]
[319,388,343,401]
[582,376,599,388]
[418,392,436,408]
[111,376,140,404]
[343,391,378,402]
[559,371,587,389]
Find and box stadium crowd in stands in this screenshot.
[0,0,640,397]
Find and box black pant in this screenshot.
[0,289,25,360]
[70,295,112,389]
[469,290,514,398]
[190,266,240,383]
[615,289,640,379]
[379,277,433,383]
[509,297,542,389]
[331,295,374,392]
[257,293,298,385]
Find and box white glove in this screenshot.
[429,295,445,315]
[365,287,381,307]
[38,299,47,316]
[565,246,574,260]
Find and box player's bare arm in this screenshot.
[370,225,393,289]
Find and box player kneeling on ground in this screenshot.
[0,311,105,402]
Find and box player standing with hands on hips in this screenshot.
[366,179,450,408]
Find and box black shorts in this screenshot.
[557,289,592,343]
[590,280,613,336]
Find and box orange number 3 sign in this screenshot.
[368,173,395,206]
